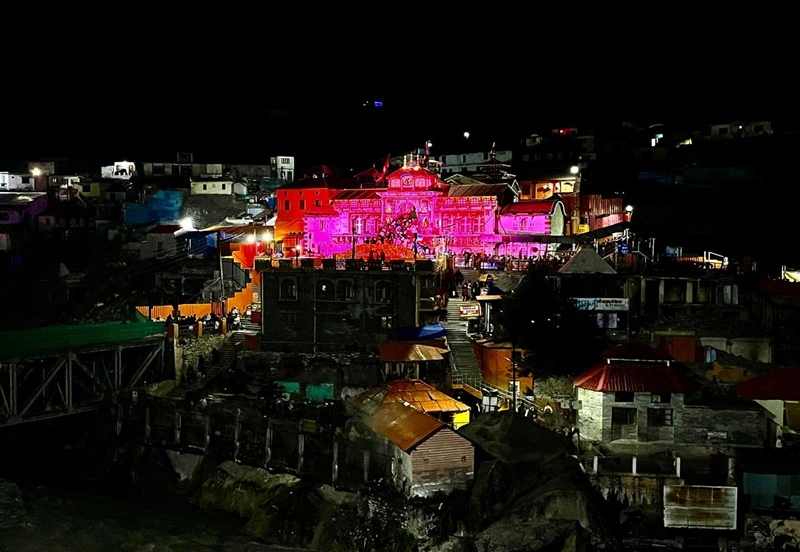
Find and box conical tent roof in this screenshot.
[558,246,616,274]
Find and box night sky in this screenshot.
[1,32,790,171]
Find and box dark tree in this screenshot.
[496,266,606,378]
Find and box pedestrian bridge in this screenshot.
[0,314,169,428]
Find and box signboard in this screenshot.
[618,243,630,254]
[459,303,481,319]
[573,298,629,311]
[663,485,737,530]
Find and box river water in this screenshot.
[0,479,301,552]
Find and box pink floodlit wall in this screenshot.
[497,213,551,235]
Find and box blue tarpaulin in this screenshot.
[395,323,447,341]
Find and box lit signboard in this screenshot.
[572,298,629,311]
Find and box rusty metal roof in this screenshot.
[574,361,698,393]
[332,189,384,200]
[734,367,800,400]
[352,379,469,415]
[378,342,448,363]
[364,400,444,452]
[446,184,507,197]
[601,342,673,361]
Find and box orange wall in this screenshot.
[136,304,213,320]
[276,187,331,240]
[472,342,533,395]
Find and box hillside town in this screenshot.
[1,119,800,551]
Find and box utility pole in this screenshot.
[217,230,225,306]
[511,344,517,414]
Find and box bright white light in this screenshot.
[246,234,256,243]
[625,205,633,212]
[463,131,470,139]
[569,165,579,174]
[31,167,42,177]
[179,217,194,230]
[261,233,272,242]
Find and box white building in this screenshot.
[100,161,137,179]
[190,179,247,196]
[708,121,773,139]
[0,172,35,191]
[271,155,295,182]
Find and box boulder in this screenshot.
[460,412,620,551]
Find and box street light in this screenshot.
[569,165,579,175]
[295,245,301,267]
[31,167,42,177]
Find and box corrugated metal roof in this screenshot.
[499,199,558,215]
[365,400,444,452]
[352,379,469,414]
[332,189,383,200]
[663,485,737,530]
[378,343,448,362]
[601,342,673,361]
[573,361,698,393]
[734,367,800,400]
[447,184,508,197]
[148,224,183,234]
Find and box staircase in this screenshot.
[201,336,240,383]
[240,283,261,333]
[442,278,483,390]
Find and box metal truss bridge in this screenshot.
[0,337,168,428]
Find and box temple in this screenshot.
[274,145,627,260]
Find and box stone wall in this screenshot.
[600,391,685,443]
[577,388,604,441]
[677,404,766,447]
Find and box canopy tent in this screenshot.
[395,323,447,341]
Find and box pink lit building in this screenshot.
[282,156,571,260]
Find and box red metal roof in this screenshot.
[734,367,800,400]
[332,189,383,200]
[601,342,673,361]
[305,205,339,216]
[148,224,183,234]
[574,361,698,393]
[499,199,558,215]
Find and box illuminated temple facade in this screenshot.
[275,155,625,260]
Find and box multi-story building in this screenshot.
[257,258,440,353]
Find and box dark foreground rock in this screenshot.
[0,479,26,529]
[459,412,621,552]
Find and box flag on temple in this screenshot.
[376,154,391,183]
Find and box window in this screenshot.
[279,278,297,300]
[316,279,334,301]
[157,241,163,251]
[222,183,226,190]
[615,392,634,402]
[203,184,208,190]
[281,157,291,164]
[314,200,321,207]
[651,393,671,404]
[284,200,290,211]
[381,316,392,329]
[299,200,306,210]
[337,280,355,301]
[611,407,636,424]
[484,152,489,160]
[647,408,673,426]
[280,312,298,330]
[375,281,392,303]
